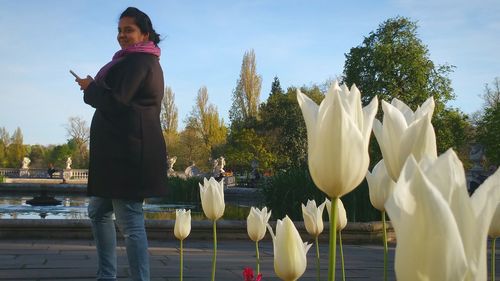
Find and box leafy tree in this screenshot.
[161,85,178,134]
[259,78,324,170]
[224,128,276,173]
[476,102,500,166]
[342,16,465,163]
[343,16,455,112]
[176,125,210,171]
[229,49,262,126]
[6,127,25,167]
[46,143,72,169]
[433,108,473,165]
[187,86,227,156]
[28,144,48,168]
[0,127,10,167]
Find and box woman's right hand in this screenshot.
[76,75,94,91]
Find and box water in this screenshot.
[0,196,249,220]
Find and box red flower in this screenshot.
[243,267,262,281]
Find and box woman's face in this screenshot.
[117,17,149,49]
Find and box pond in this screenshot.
[0,196,250,220]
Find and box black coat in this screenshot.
[84,53,168,200]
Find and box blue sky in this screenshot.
[0,0,499,145]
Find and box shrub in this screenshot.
[162,177,202,204]
[262,167,379,222]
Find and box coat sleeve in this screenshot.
[83,55,150,112]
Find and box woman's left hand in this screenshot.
[76,75,94,91]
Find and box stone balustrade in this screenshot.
[0,168,89,180]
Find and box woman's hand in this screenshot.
[76,75,94,91]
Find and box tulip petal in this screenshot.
[297,90,318,149]
[361,96,378,146]
[385,157,468,281]
[469,168,500,280]
[391,98,415,124]
[399,113,437,166]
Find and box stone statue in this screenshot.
[167,156,177,176]
[66,157,72,170]
[21,157,31,169]
[184,161,201,178]
[218,156,226,173]
[212,156,226,178]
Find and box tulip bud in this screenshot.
[301,199,326,237]
[247,207,272,242]
[199,177,225,221]
[174,209,191,241]
[366,159,396,212]
[488,204,500,238]
[267,216,312,281]
[325,198,347,231]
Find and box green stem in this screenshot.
[382,211,388,281]
[255,240,260,275]
[211,220,217,281]
[180,239,184,281]
[339,231,345,281]
[328,197,338,281]
[315,236,320,281]
[492,237,496,281]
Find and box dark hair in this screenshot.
[120,7,161,45]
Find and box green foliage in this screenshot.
[476,103,500,165]
[258,81,324,170]
[262,167,379,222]
[433,108,473,164]
[225,128,276,172]
[162,177,202,203]
[0,175,4,183]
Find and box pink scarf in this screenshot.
[94,41,161,87]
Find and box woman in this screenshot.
[75,7,167,281]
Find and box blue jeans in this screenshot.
[88,197,150,281]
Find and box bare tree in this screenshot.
[481,77,500,108]
[161,86,178,134]
[66,116,90,145]
[229,49,262,123]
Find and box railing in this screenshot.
[0,168,89,180]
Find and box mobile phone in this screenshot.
[69,70,81,79]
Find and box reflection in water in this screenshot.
[0,196,250,220]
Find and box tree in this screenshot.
[65,116,90,168]
[188,86,227,156]
[476,79,500,166]
[225,128,276,172]
[161,86,178,134]
[0,127,10,167]
[342,16,465,162]
[176,125,210,171]
[259,78,324,170]
[343,16,455,112]
[229,49,262,125]
[481,77,500,109]
[6,127,25,167]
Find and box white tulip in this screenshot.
[247,207,272,242]
[301,199,326,237]
[297,81,378,198]
[373,97,437,182]
[267,216,312,281]
[325,198,348,231]
[174,209,191,241]
[366,159,396,212]
[385,150,500,281]
[199,177,225,221]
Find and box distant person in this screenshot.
[47,164,56,178]
[74,7,168,281]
